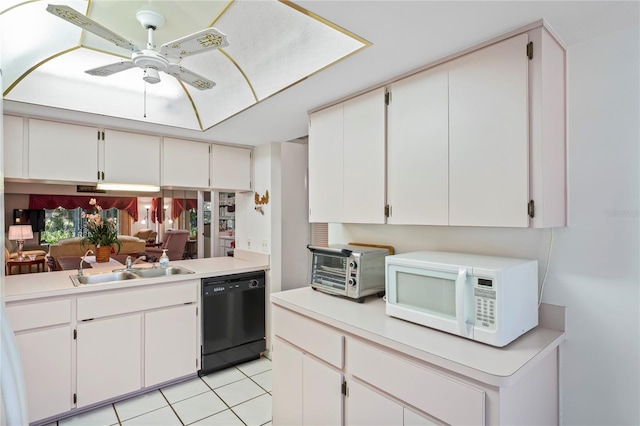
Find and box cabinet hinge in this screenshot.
[73,393,77,404]
[341,380,348,396]
[528,200,535,218]
[384,204,391,218]
[73,329,77,340]
[385,91,391,105]
[527,42,533,60]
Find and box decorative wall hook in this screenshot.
[255,190,269,205]
[255,206,264,215]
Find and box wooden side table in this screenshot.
[6,257,46,275]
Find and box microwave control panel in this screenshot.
[474,278,496,330]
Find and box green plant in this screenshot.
[80,199,121,253]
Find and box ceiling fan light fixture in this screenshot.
[143,67,161,84]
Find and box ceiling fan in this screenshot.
[46,4,229,90]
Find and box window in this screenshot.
[42,207,119,244]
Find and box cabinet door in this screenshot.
[272,337,303,426]
[448,34,529,227]
[28,119,98,183]
[302,354,343,426]
[308,103,344,223]
[15,326,72,423]
[3,115,25,178]
[343,88,386,224]
[210,145,252,191]
[162,138,210,188]
[387,67,449,225]
[101,129,160,186]
[145,304,198,387]
[404,407,440,426]
[347,379,403,426]
[76,314,142,407]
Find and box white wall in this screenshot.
[330,25,639,425]
[280,142,310,291]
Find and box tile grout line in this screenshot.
[159,388,187,426]
[196,374,247,426]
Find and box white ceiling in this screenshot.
[3,1,639,146]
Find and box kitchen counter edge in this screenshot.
[5,250,270,302]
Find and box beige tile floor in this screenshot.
[46,357,272,426]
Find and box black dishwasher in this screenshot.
[199,271,266,375]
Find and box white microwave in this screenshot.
[386,251,538,347]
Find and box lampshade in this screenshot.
[8,225,33,241]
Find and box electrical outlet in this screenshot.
[261,240,268,252]
[247,238,251,249]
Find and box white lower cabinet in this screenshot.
[76,314,142,407]
[272,337,343,426]
[145,304,198,386]
[272,301,560,425]
[346,379,403,426]
[7,280,199,423]
[272,305,345,425]
[15,326,72,422]
[346,379,439,426]
[7,299,73,423]
[272,338,303,425]
[302,353,343,425]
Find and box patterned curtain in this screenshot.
[29,195,139,221]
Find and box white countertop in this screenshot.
[271,287,565,386]
[219,236,235,240]
[4,250,269,302]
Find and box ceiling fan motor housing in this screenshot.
[132,50,169,71]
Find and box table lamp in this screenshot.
[8,225,34,261]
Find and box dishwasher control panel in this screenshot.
[202,271,265,296]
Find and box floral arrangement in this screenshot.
[80,198,121,253]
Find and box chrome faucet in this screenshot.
[78,249,94,277]
[125,255,147,271]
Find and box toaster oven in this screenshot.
[308,244,388,303]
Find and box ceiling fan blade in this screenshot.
[85,61,136,77]
[46,4,138,52]
[166,64,215,90]
[160,28,229,59]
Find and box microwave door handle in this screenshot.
[455,267,471,337]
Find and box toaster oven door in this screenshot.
[309,247,350,294]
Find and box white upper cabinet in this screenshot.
[527,27,567,228]
[343,87,386,224]
[210,144,252,191]
[308,102,344,223]
[3,115,25,179]
[162,137,210,189]
[448,33,530,227]
[309,88,386,223]
[100,129,160,186]
[387,66,449,225]
[28,119,99,183]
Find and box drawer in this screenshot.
[347,338,485,425]
[7,299,71,332]
[77,281,198,320]
[273,306,343,369]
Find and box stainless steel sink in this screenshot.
[130,266,195,278]
[70,271,139,286]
